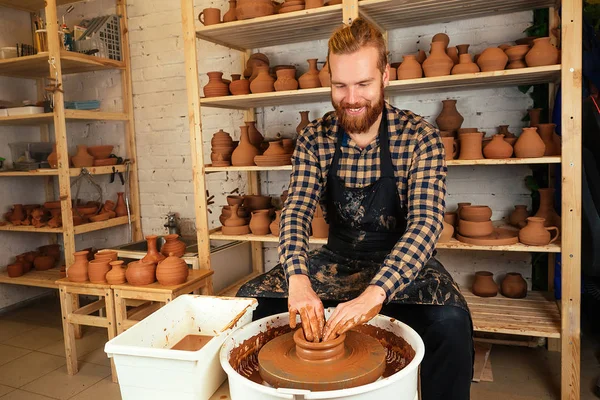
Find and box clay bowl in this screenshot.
[227,195,245,206]
[33,255,55,271]
[243,195,272,210]
[90,213,111,222]
[459,205,492,222]
[93,158,118,166]
[87,145,114,159]
[77,206,99,216]
[505,45,530,62]
[95,250,118,261]
[222,225,251,235]
[458,219,494,238]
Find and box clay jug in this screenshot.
[476,47,508,72]
[47,144,58,168]
[67,250,89,282]
[232,126,260,166]
[115,192,127,217]
[229,76,250,95]
[161,234,186,257]
[223,0,237,22]
[509,205,529,228]
[441,137,457,160]
[483,134,513,159]
[514,127,545,158]
[249,210,272,235]
[106,260,126,285]
[501,272,527,298]
[298,59,321,89]
[250,65,275,94]
[203,71,229,97]
[439,219,454,243]
[471,271,498,297]
[397,55,423,80]
[458,132,484,160]
[318,60,330,87]
[436,99,463,133]
[422,41,453,77]
[88,259,110,284]
[142,235,166,263]
[270,210,282,236]
[519,217,559,246]
[456,44,470,55]
[536,123,558,156]
[157,253,189,286]
[528,108,542,128]
[72,145,94,168]
[274,68,298,92]
[451,54,480,75]
[535,188,561,228]
[125,260,156,286]
[245,121,264,148]
[296,111,310,135]
[224,204,247,227]
[446,46,459,65]
[525,37,560,67]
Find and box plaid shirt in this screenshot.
[279,102,447,302]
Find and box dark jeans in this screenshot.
[252,297,474,400]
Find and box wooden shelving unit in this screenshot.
[0,268,62,289]
[183,0,581,397]
[0,165,127,177]
[0,110,129,126]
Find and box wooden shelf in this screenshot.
[0,0,81,12]
[196,5,343,51]
[205,164,293,173]
[0,224,63,233]
[0,110,128,126]
[73,215,134,235]
[0,165,127,177]
[200,65,560,109]
[0,268,61,289]
[462,290,561,338]
[0,51,124,79]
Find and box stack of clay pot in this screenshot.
[244,53,270,82]
[254,140,292,166]
[278,0,305,13]
[211,129,235,166]
[472,271,527,298]
[220,195,250,227]
[203,71,230,98]
[457,205,493,240]
[5,244,62,278]
[236,0,274,20]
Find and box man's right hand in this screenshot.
[288,274,325,343]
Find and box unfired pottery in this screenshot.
[243,195,272,210]
[446,46,459,65]
[536,123,559,156]
[476,47,508,72]
[458,219,494,238]
[199,8,221,25]
[224,204,247,227]
[534,188,561,228]
[274,68,298,91]
[519,217,559,246]
[441,137,457,160]
[88,259,110,283]
[528,108,542,128]
[459,205,492,222]
[115,192,127,217]
[483,134,513,159]
[397,55,422,80]
[7,263,24,278]
[250,65,275,93]
[525,37,560,67]
[142,235,166,263]
[161,234,186,257]
[456,228,519,245]
[471,271,498,297]
[34,255,55,271]
[456,44,470,55]
[439,219,454,243]
[501,272,527,298]
[68,250,89,282]
[458,132,484,160]
[513,127,545,158]
[230,76,251,95]
[505,45,530,69]
[125,260,156,286]
[422,41,453,77]
[223,0,237,22]
[319,60,330,87]
[204,71,230,97]
[245,121,264,148]
[249,210,272,235]
[232,126,260,166]
[106,260,127,285]
[227,195,245,206]
[296,111,310,134]
[509,205,529,228]
[72,145,94,168]
[236,0,274,20]
[87,145,113,159]
[436,99,463,133]
[270,210,281,236]
[451,54,480,75]
[298,59,321,89]
[157,253,189,286]
[431,33,450,48]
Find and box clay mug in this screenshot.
[518,217,559,246]
[441,137,457,160]
[199,8,221,25]
[471,271,498,297]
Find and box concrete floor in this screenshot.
[0,295,597,400]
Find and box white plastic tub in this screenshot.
[220,310,425,400]
[0,47,17,59]
[105,295,257,400]
[7,106,44,116]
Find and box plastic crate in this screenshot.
[75,15,121,61]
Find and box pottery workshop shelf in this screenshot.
[0,110,129,126]
[195,4,343,51]
[0,0,80,12]
[72,215,135,235]
[0,268,62,289]
[0,165,128,177]
[200,65,561,110]
[0,224,64,233]
[0,51,124,79]
[205,164,295,173]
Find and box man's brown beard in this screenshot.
[332,84,385,134]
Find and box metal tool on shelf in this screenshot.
[71,168,103,218]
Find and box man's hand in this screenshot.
[322,285,386,342]
[288,274,325,343]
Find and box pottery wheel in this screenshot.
[257,329,386,391]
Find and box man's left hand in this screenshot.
[322,285,386,342]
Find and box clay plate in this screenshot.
[456,228,519,246]
[279,5,305,13]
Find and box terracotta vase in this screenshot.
[232,126,260,166]
[203,71,229,97]
[535,188,561,228]
[157,253,189,286]
[536,123,558,156]
[250,65,275,94]
[7,263,24,278]
[422,41,453,77]
[505,44,530,69]
[446,46,459,65]
[296,111,310,135]
[47,144,58,168]
[223,0,237,22]
[39,244,60,261]
[161,234,186,257]
[106,260,126,284]
[67,250,89,282]
[476,47,508,72]
[115,192,127,217]
[451,54,480,75]
[224,204,247,227]
[483,134,513,159]
[519,217,560,246]
[270,210,282,236]
[298,59,321,89]
[34,256,55,271]
[229,76,250,95]
[456,44,470,55]
[274,68,298,91]
[436,99,463,134]
[319,60,330,87]
[472,271,498,297]
[458,132,484,160]
[439,219,454,243]
[528,108,542,128]
[88,259,110,284]
[514,127,545,158]
[245,121,264,149]
[397,55,423,80]
[525,37,560,67]
[71,145,94,168]
[501,272,527,298]
[441,137,457,160]
[125,260,156,286]
[509,205,529,228]
[142,235,166,263]
[249,210,272,235]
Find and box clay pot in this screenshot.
[161,234,186,258]
[223,0,237,22]
[106,260,126,285]
[125,260,156,286]
[509,205,529,228]
[439,219,454,243]
[535,188,561,228]
[243,195,272,210]
[71,145,94,168]
[229,77,250,95]
[458,219,493,237]
[319,60,330,87]
[298,59,321,89]
[142,235,166,263]
[34,255,55,271]
[236,0,274,20]
[501,272,527,298]
[67,251,89,282]
[432,33,450,48]
[115,192,127,217]
[519,217,559,246]
[220,205,249,224]
[296,111,310,134]
[456,44,470,55]
[476,47,508,72]
[7,263,24,278]
[199,8,221,25]
[397,55,422,80]
[536,123,558,156]
[444,211,457,228]
[460,205,492,222]
[528,108,542,128]
[456,203,471,219]
[441,137,457,160]
[436,99,463,134]
[96,250,118,261]
[157,253,189,286]
[422,41,454,77]
[483,134,513,159]
[446,46,459,65]
[204,71,230,97]
[250,65,275,93]
[525,37,560,67]
[458,132,484,160]
[282,139,295,154]
[39,244,61,261]
[88,259,110,284]
[16,255,32,273]
[9,204,25,224]
[103,200,116,213]
[47,144,58,168]
[472,271,498,297]
[451,54,480,75]
[224,204,248,227]
[270,210,281,236]
[232,126,260,166]
[514,127,545,158]
[274,68,298,91]
[227,195,245,206]
[245,121,264,148]
[249,210,272,235]
[505,45,530,69]
[249,60,268,82]
[497,125,515,138]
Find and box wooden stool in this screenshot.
[112,269,214,335]
[56,278,118,382]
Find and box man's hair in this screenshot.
[327,18,388,74]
